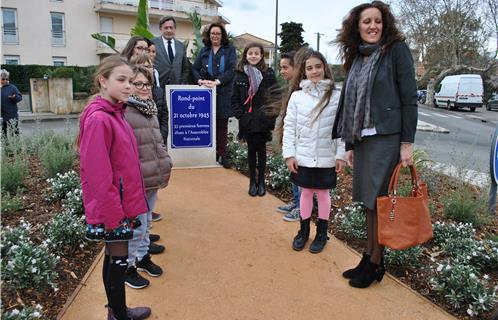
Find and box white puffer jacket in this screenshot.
[282,79,346,168]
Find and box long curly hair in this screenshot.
[335,0,405,71]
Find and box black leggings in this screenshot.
[247,140,267,182]
[103,242,129,320]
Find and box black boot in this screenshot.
[292,218,310,251]
[342,253,370,279]
[309,219,329,253]
[348,259,385,288]
[248,179,258,197]
[257,178,266,196]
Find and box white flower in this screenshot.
[469,273,476,278]
[10,309,20,316]
[479,298,485,304]
[31,267,37,273]
[436,264,443,272]
[467,308,473,316]
[31,259,37,264]
[445,265,451,271]
[484,274,489,280]
[32,311,41,318]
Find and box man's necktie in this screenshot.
[167,40,174,62]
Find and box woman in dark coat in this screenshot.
[231,42,278,197]
[332,1,418,288]
[192,23,237,168]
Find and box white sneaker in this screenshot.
[276,202,296,214]
[283,208,300,222]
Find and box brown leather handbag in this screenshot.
[376,163,433,250]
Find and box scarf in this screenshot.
[338,44,381,143]
[243,64,263,112]
[208,47,225,77]
[128,94,157,116]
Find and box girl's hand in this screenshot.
[285,157,298,174]
[345,150,354,168]
[400,143,414,167]
[335,159,347,173]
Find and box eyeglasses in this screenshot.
[134,46,149,52]
[132,82,152,90]
[144,65,154,69]
[210,32,222,36]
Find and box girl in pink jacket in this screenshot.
[78,55,150,320]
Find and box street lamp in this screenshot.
[274,0,278,72]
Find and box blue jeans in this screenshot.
[128,191,157,265]
[292,183,301,208]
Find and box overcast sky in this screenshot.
[219,0,367,64]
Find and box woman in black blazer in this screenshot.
[192,23,237,168]
[332,0,418,288]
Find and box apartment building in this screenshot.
[233,33,275,67]
[1,0,228,66]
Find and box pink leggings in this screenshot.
[299,188,331,220]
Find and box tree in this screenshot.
[279,22,307,53]
[483,0,498,59]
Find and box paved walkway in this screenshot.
[59,168,454,320]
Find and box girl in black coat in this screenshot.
[231,42,278,197]
[192,23,237,168]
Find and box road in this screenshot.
[415,104,497,173]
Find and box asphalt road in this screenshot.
[416,104,497,173]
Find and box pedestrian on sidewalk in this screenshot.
[281,48,347,254]
[77,55,151,320]
[274,51,302,222]
[232,42,279,197]
[192,22,237,168]
[1,69,22,136]
[332,1,417,288]
[123,64,172,289]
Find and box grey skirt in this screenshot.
[353,134,400,210]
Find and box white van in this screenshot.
[433,74,483,112]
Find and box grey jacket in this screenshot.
[152,36,189,88]
[332,41,418,150]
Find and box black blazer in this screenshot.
[332,41,418,150]
[152,37,189,88]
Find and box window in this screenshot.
[4,55,20,64]
[2,8,18,44]
[52,56,67,66]
[100,16,113,34]
[50,12,65,46]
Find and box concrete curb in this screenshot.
[19,112,80,122]
[417,120,450,133]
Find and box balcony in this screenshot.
[95,0,220,18]
[95,32,188,55]
[2,27,18,44]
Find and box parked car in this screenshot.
[487,94,498,111]
[417,89,427,104]
[433,74,483,112]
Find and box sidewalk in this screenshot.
[19,111,79,122]
[59,168,455,320]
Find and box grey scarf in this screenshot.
[128,94,158,116]
[338,44,381,143]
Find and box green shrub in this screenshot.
[43,211,85,254]
[1,241,58,291]
[267,153,292,192]
[1,219,32,256]
[2,304,44,320]
[432,221,476,245]
[385,246,423,267]
[45,170,80,203]
[38,144,76,178]
[1,156,28,194]
[333,203,366,239]
[61,188,84,216]
[226,139,248,172]
[441,187,488,226]
[1,193,23,212]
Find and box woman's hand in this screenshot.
[400,143,414,167]
[335,159,347,173]
[345,150,354,168]
[285,157,299,174]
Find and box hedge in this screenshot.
[0,64,97,94]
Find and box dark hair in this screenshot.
[275,47,335,145]
[335,0,405,71]
[121,36,150,61]
[280,51,295,67]
[159,16,176,28]
[236,42,267,72]
[201,23,229,47]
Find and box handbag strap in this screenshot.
[388,163,421,196]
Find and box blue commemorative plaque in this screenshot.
[170,89,213,149]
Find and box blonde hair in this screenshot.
[130,53,152,67]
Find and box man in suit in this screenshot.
[152,16,189,89]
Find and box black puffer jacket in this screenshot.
[231,68,279,140]
[152,85,168,143]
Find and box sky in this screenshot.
[219,0,367,64]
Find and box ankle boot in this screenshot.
[342,253,370,279]
[257,177,266,196]
[348,259,385,288]
[292,218,310,251]
[107,305,151,320]
[309,219,329,253]
[248,179,258,196]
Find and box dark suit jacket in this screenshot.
[332,41,418,150]
[192,44,237,119]
[152,36,189,88]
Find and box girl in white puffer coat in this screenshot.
[281,48,347,253]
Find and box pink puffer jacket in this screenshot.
[79,96,148,229]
